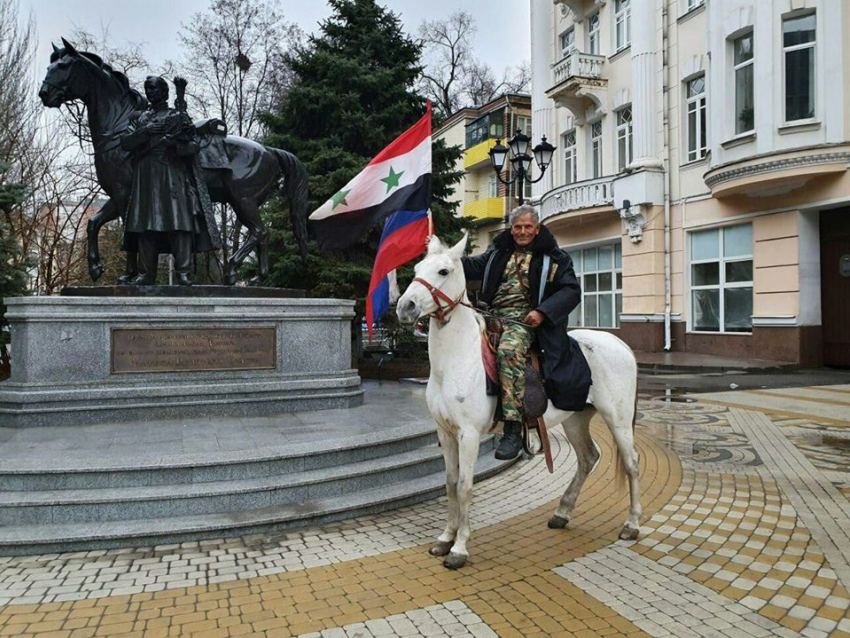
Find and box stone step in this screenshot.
[0,448,512,556]
[0,445,450,525]
[0,425,438,491]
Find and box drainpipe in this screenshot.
[662,2,672,351]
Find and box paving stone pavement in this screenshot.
[1,384,850,637]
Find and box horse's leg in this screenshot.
[548,408,599,529]
[224,202,268,286]
[444,428,481,570]
[598,391,642,540]
[430,426,459,557]
[86,199,118,282]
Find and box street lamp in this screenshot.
[489,130,556,217]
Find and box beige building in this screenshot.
[532,0,850,366]
[433,94,532,253]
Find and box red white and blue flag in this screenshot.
[309,103,432,250]
[310,103,433,339]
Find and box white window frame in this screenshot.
[562,129,577,185]
[516,115,533,137]
[782,11,817,124]
[590,121,603,179]
[560,27,576,59]
[587,13,601,55]
[615,0,632,52]
[616,107,633,172]
[686,76,707,161]
[686,0,704,11]
[732,32,755,135]
[568,243,623,329]
[689,225,753,334]
[487,174,498,198]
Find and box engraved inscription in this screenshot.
[112,328,276,374]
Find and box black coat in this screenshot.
[462,226,592,411]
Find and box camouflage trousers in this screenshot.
[497,318,534,422]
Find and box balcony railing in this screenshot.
[464,138,499,170]
[464,197,504,223]
[551,51,605,87]
[540,176,615,222]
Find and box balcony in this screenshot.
[464,138,499,170]
[539,176,616,222]
[704,143,850,198]
[546,51,607,123]
[464,197,504,223]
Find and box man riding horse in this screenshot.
[462,204,592,460]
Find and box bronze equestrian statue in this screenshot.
[38,39,308,286]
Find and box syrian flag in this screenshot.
[365,210,430,340]
[309,102,432,249]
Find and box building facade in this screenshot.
[433,94,532,253]
[532,0,850,366]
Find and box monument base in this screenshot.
[0,295,362,427]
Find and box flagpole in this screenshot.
[427,209,434,240]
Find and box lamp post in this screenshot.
[488,130,556,221]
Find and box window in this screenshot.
[783,13,816,122]
[590,121,603,179]
[733,33,754,134]
[587,13,601,55]
[686,0,704,10]
[465,109,505,148]
[690,224,753,333]
[615,0,631,51]
[487,174,498,198]
[562,130,577,185]
[616,107,633,171]
[516,115,533,137]
[568,243,623,328]
[560,28,576,58]
[686,76,707,161]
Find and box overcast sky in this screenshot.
[23,0,530,86]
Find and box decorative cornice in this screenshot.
[705,151,850,189]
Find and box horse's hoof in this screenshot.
[548,515,569,529]
[89,263,104,282]
[429,541,453,557]
[619,524,640,541]
[443,553,467,570]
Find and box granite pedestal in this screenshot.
[0,292,363,427]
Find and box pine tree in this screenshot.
[261,0,469,317]
[0,161,29,376]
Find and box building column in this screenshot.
[629,0,663,169]
[531,0,554,200]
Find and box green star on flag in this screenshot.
[331,189,350,210]
[380,166,404,193]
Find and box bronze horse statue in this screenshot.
[38,38,308,285]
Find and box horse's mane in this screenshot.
[51,47,148,110]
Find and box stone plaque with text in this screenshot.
[111,327,276,374]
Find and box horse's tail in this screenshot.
[272,148,309,260]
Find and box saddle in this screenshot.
[193,118,231,171]
[481,318,554,473]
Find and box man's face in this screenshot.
[144,81,167,104]
[511,214,540,248]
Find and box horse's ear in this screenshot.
[52,42,60,54]
[427,234,445,254]
[448,232,468,261]
[61,38,77,55]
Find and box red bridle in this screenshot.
[412,277,472,324]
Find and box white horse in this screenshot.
[396,234,641,569]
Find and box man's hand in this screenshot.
[524,310,545,327]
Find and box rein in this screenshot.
[411,276,530,328]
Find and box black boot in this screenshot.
[495,420,523,460]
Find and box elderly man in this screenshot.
[462,204,590,460]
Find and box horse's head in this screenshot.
[397,233,468,326]
[39,38,103,108]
